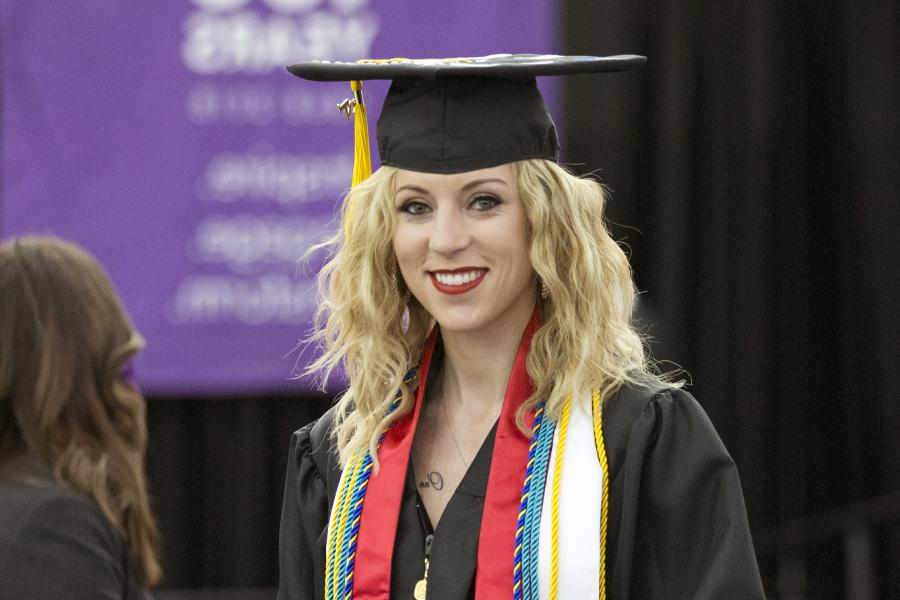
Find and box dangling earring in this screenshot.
[390,263,400,296]
[400,301,411,332]
[540,279,550,300]
[393,264,413,331]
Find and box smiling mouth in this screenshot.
[428,268,487,295]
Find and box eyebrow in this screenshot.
[395,178,509,196]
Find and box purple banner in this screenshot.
[0,1,559,395]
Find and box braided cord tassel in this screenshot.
[591,387,609,600]
[513,401,546,600]
[548,394,572,600]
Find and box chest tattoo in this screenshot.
[417,470,444,491]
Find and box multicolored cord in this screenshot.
[324,369,415,600]
[513,400,546,600]
[514,398,557,600]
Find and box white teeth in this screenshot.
[434,270,484,286]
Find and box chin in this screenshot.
[428,306,493,335]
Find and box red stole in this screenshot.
[352,309,540,599]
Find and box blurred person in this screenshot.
[0,236,161,599]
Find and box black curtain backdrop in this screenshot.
[562,1,899,598]
[146,393,329,588]
[145,2,899,597]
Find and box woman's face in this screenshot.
[392,163,536,336]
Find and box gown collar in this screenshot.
[352,306,541,599]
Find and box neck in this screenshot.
[437,300,536,415]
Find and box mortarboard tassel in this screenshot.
[350,79,372,188]
[337,80,372,238]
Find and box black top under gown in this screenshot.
[277,377,767,600]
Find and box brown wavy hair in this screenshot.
[0,236,161,586]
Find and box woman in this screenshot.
[0,236,161,600]
[278,55,765,599]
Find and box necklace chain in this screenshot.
[440,374,473,470]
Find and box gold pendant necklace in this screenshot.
[413,534,433,599]
[413,501,434,599]
[413,556,430,600]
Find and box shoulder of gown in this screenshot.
[603,379,767,599]
[0,479,132,600]
[277,406,341,600]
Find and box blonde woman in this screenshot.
[0,236,161,600]
[278,55,765,600]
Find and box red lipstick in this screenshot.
[428,268,487,295]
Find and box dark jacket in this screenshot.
[0,456,150,600]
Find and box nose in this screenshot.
[428,206,471,256]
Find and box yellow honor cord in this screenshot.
[548,393,572,600]
[592,387,609,600]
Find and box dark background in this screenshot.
[146,1,900,597]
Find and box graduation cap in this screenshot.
[286,54,646,186]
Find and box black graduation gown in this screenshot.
[277,380,766,600]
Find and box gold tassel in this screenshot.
[350,80,372,188]
[338,80,371,239]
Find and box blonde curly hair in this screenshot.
[307,159,654,466]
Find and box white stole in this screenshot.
[538,399,604,599]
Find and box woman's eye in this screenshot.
[471,195,501,211]
[399,201,430,215]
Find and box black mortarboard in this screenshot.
[286,54,646,183]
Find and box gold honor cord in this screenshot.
[548,393,572,600]
[592,387,609,600]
